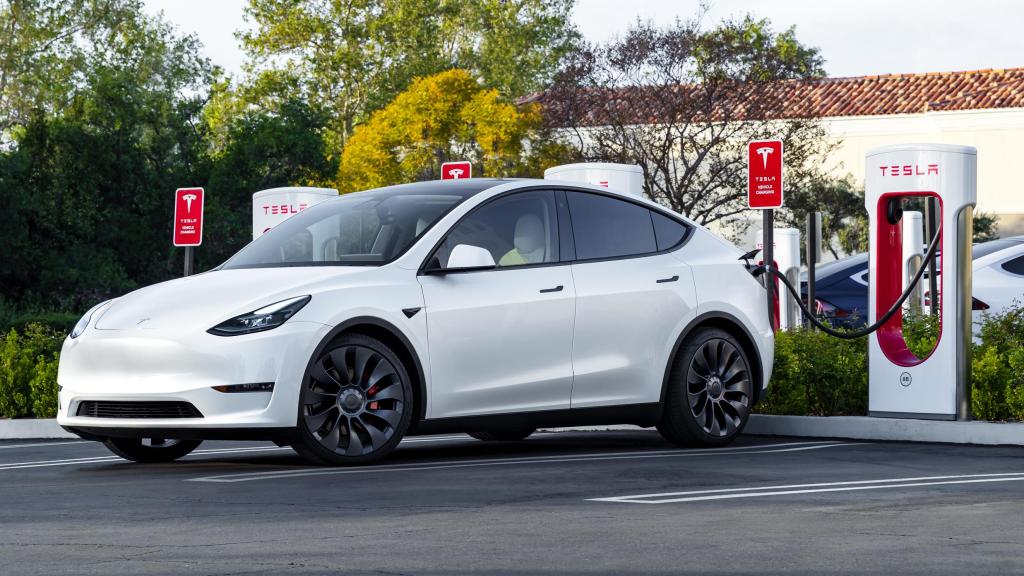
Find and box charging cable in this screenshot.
[752,225,942,339]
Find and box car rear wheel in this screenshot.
[292,334,414,465]
[102,438,202,463]
[657,327,753,447]
[468,429,535,442]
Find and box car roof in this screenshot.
[357,178,513,199]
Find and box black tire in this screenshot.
[657,327,754,447]
[102,438,202,463]
[292,333,414,465]
[468,429,536,442]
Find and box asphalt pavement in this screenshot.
[2,430,1023,575]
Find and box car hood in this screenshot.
[95,267,370,331]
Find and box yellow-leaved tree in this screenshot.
[338,69,555,192]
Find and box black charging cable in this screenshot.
[751,225,942,339]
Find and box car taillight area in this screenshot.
[815,298,850,318]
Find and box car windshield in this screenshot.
[222,188,472,269]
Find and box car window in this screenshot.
[222,191,467,269]
[1002,254,1024,276]
[567,192,657,260]
[651,211,689,251]
[435,191,559,269]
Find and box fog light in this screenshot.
[212,382,275,393]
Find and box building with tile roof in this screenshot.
[538,68,1024,236]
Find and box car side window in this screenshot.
[651,211,689,251]
[1002,254,1024,276]
[566,191,657,260]
[435,191,559,269]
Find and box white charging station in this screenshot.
[544,163,644,197]
[865,144,976,420]
[252,187,338,240]
[901,211,924,313]
[754,228,801,330]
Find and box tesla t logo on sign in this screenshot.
[173,187,204,246]
[747,140,784,209]
[441,161,472,180]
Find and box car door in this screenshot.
[418,190,575,418]
[565,190,697,408]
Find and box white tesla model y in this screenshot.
[57,177,774,464]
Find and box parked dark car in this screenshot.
[800,237,1024,328]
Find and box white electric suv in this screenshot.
[57,178,774,464]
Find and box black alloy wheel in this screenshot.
[102,437,202,463]
[658,327,753,447]
[293,334,413,465]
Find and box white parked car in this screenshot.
[971,236,1024,328]
[57,178,774,464]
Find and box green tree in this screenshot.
[0,2,212,310]
[337,69,557,192]
[239,0,579,150]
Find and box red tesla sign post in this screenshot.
[748,140,783,331]
[173,187,204,276]
[441,161,472,180]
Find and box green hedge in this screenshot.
[0,324,64,418]
[757,303,1024,421]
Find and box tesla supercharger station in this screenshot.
[865,144,976,420]
[252,187,338,240]
[754,228,801,329]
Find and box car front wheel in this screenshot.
[292,334,414,465]
[658,327,753,447]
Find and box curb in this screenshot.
[0,419,76,440]
[745,414,1024,446]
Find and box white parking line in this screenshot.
[0,441,87,450]
[187,441,858,483]
[0,434,478,471]
[588,472,1024,504]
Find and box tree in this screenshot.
[239,0,579,150]
[337,69,559,192]
[541,15,855,235]
[0,3,212,310]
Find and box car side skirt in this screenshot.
[62,403,663,442]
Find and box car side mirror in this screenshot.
[445,244,496,271]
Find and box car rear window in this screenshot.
[651,211,689,251]
[567,192,657,260]
[1002,255,1024,276]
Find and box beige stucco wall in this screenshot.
[822,108,1024,237]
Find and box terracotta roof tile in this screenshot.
[535,68,1024,125]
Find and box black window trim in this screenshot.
[417,184,694,275]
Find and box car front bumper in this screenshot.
[56,321,332,436]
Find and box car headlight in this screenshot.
[70,300,113,339]
[207,296,311,336]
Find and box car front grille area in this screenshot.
[76,401,203,419]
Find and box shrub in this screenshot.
[30,353,60,418]
[0,323,64,418]
[971,303,1024,421]
[756,328,868,416]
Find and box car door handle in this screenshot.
[539,285,564,293]
[656,275,679,283]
